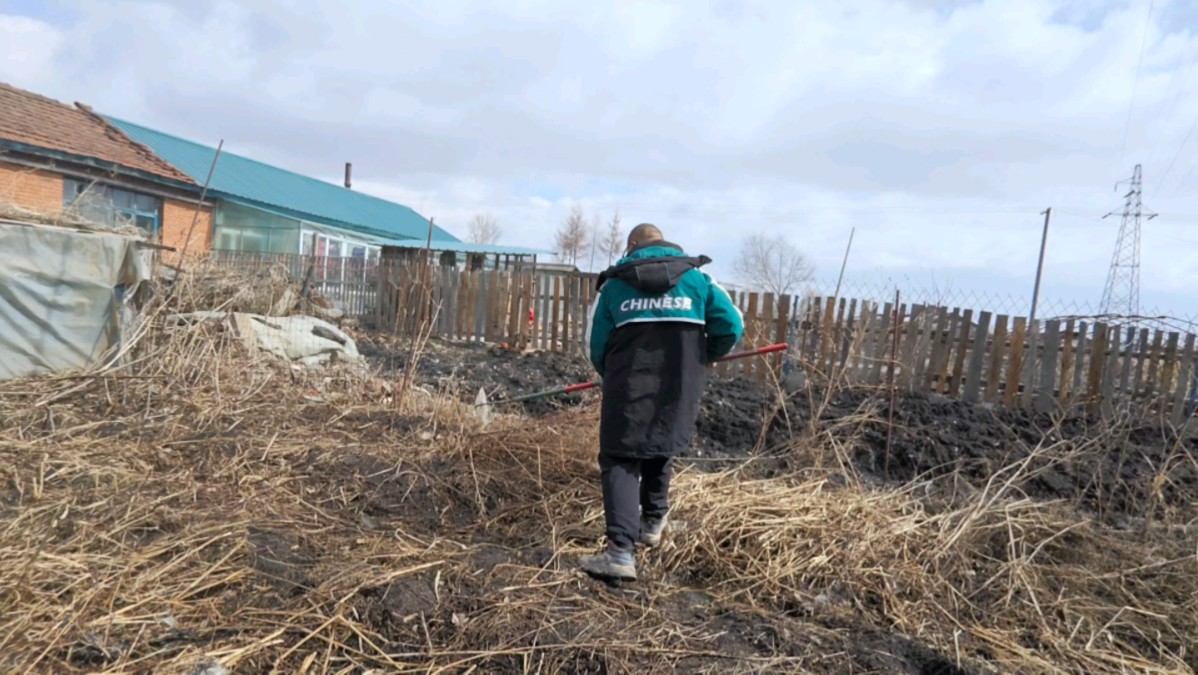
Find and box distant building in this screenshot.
[106,117,547,265]
[0,83,212,252]
[1,82,548,266]
[536,262,583,276]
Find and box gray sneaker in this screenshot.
[579,548,637,581]
[639,515,668,547]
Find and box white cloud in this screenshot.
[3,0,1198,316]
[0,14,64,88]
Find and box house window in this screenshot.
[63,178,162,234]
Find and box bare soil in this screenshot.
[363,338,1198,524]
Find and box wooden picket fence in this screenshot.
[211,251,1197,421]
[376,262,600,354]
[209,251,378,317]
[713,289,793,382]
[375,262,796,375]
[794,297,1198,423]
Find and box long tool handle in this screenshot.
[720,343,788,361]
[502,343,789,405]
[507,379,600,403]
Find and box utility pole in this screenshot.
[587,217,598,273]
[1100,164,1156,320]
[832,227,855,302]
[1029,208,1051,326]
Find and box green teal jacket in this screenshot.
[586,244,745,375]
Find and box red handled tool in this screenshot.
[474,343,788,423]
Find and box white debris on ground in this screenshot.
[167,311,362,367]
[188,660,230,675]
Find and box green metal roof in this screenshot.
[105,116,460,243]
[381,239,553,256]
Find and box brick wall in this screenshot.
[0,161,212,256]
[162,199,213,257]
[0,161,64,214]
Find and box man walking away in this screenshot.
[579,223,744,581]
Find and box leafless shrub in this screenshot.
[554,204,588,265]
[467,212,502,245]
[732,232,814,297]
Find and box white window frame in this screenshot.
[300,228,380,284]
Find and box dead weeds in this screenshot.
[0,295,1195,674]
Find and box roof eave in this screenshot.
[379,239,552,256]
[0,140,201,191]
[218,194,443,244]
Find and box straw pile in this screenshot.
[1,286,1195,673]
[162,257,320,318]
[0,200,146,239]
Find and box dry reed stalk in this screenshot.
[1,291,1195,674]
[0,198,144,239]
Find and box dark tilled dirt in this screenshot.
[337,512,971,674]
[339,340,1193,671]
[830,390,1197,522]
[361,340,1198,522]
[247,527,316,598]
[360,337,788,458]
[358,337,595,416]
[288,392,976,672]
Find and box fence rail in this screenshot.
[795,297,1198,422]
[205,251,1198,421]
[209,251,379,318]
[376,261,599,354]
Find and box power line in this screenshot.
[1152,232,1198,246]
[1118,0,1156,169]
[1153,102,1198,193]
[1148,47,1198,186]
[439,200,1121,218]
[468,200,1198,223]
[1169,153,1198,196]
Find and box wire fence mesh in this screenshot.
[802,277,1198,336]
[190,252,1198,411]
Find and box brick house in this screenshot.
[1,82,546,269]
[0,83,213,255]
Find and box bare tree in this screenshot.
[598,209,624,266]
[467,213,502,245]
[587,214,602,272]
[732,232,815,297]
[555,204,588,265]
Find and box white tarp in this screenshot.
[235,313,361,367]
[166,311,361,368]
[0,220,149,381]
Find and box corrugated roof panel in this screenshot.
[105,116,460,243]
[381,239,551,256]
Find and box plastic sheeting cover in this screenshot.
[0,221,149,381]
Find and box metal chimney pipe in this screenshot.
[344,162,352,189]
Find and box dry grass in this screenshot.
[0,273,1195,673]
[0,196,144,239]
[160,257,322,318]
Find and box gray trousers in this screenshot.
[599,454,674,552]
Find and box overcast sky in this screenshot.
[4,0,1198,318]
